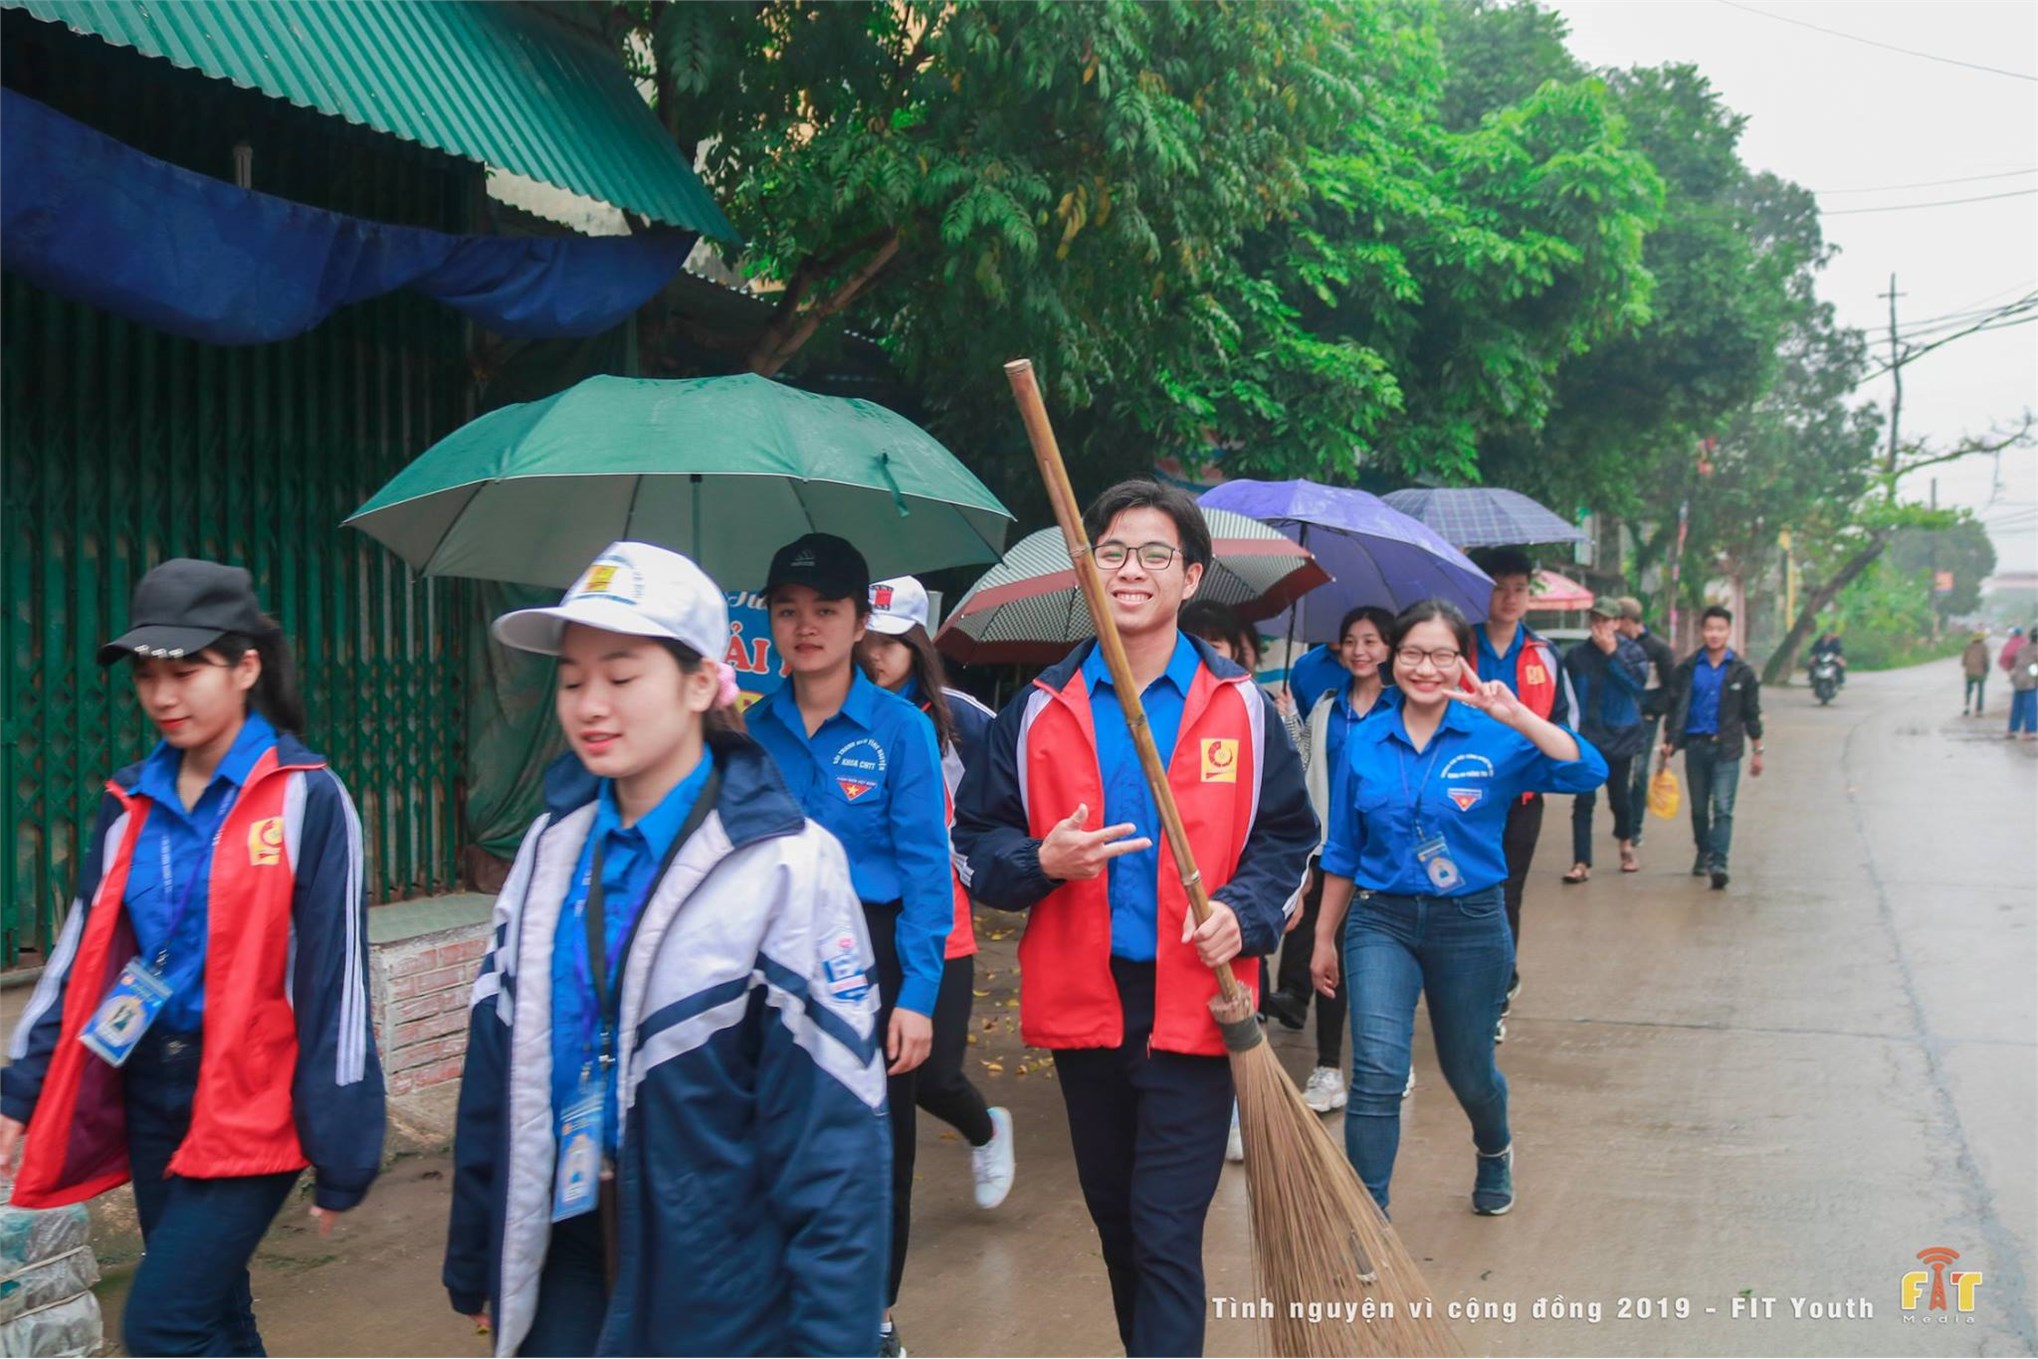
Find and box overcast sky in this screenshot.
[1546,0,2038,579]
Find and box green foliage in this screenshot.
[1886,517,1996,616]
[1832,558,1950,670]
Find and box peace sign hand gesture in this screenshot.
[1446,677,1527,728]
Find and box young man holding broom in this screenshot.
[954,479,1318,1358]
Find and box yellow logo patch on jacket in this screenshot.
[247,817,284,867]
[1200,738,1239,783]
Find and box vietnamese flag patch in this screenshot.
[838,779,876,801]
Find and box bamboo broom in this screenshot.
[1004,359,1461,1359]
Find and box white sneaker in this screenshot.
[1402,1068,1415,1099]
[1494,1016,1507,1045]
[1225,1104,1244,1162]
[1301,1066,1347,1113]
[971,1106,1016,1209]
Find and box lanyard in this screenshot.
[574,769,722,1076]
[1395,722,1450,841]
[152,784,240,972]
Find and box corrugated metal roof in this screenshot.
[3,0,738,242]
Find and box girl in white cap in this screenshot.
[858,575,1017,1214]
[443,541,890,1357]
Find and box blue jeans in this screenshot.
[1342,887,1513,1213]
[122,1031,300,1357]
[1683,738,1741,871]
[1629,716,1662,833]
[2010,689,2037,734]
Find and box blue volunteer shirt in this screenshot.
[1083,632,1201,961]
[1474,622,1525,688]
[126,712,278,1033]
[1324,682,1396,785]
[1685,649,1734,736]
[1286,644,1350,717]
[748,672,952,1015]
[551,750,715,1157]
[1321,700,1607,896]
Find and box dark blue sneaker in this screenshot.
[1473,1145,1515,1216]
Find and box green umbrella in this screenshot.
[345,373,1013,588]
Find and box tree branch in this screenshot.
[749,229,904,377]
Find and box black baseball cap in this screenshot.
[98,558,271,666]
[764,533,870,603]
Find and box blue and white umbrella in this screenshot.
[1379,487,1585,548]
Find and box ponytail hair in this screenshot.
[208,621,307,734]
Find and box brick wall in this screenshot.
[371,923,491,1096]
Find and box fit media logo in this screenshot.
[1901,1247,1981,1322]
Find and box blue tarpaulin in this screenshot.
[0,88,694,344]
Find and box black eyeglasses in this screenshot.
[1394,646,1461,670]
[1092,541,1181,571]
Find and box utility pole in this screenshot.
[1880,273,1905,495]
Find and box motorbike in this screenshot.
[1810,655,1842,705]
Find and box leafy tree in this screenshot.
[1886,517,1996,618]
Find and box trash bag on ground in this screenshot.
[0,1205,88,1276]
[0,1290,103,1358]
[0,1248,101,1325]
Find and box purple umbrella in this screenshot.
[1198,479,1491,644]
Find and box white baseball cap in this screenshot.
[867,575,930,636]
[493,541,728,662]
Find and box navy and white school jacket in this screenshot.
[442,735,890,1357]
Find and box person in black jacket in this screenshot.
[1617,597,1677,846]
[1661,606,1766,891]
[1561,600,1649,880]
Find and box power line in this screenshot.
[1823,187,2038,216]
[1815,168,2038,195]
[1714,0,2038,82]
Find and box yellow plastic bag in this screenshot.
[1647,765,1681,820]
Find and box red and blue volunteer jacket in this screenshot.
[952,638,1318,1057]
[2,734,384,1211]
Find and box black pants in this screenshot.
[916,952,995,1146]
[517,1213,608,1357]
[865,900,918,1310]
[1052,959,1233,1358]
[1500,794,1543,976]
[122,1031,299,1358]
[1274,865,1349,1069]
[1629,716,1662,835]
[1570,752,1637,865]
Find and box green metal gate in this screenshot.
[1,277,470,966]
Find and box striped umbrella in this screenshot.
[935,509,1328,665]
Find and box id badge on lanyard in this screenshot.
[552,1070,604,1222]
[83,795,235,1067]
[1401,732,1461,893]
[80,958,175,1066]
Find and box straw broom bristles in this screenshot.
[1003,358,1460,1359]
[1210,987,1461,1357]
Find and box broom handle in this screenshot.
[1004,360,1244,1004]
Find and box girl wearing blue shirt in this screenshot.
[1310,600,1606,1218]
[1279,604,1397,1114]
[745,534,951,1359]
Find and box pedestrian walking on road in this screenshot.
[2,558,383,1357]
[1999,626,2024,678]
[1562,600,1649,880]
[1961,631,1991,715]
[858,575,1018,1213]
[1617,597,1677,845]
[1310,600,1608,1219]
[747,535,953,1358]
[2007,627,2038,741]
[447,542,888,1357]
[954,480,1317,1359]
[1467,547,1577,1038]
[1662,605,1766,890]
[1272,605,1398,1115]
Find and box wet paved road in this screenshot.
[87,657,2036,1356]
